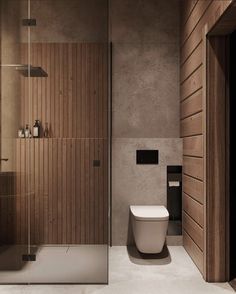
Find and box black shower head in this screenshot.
[15,65,48,77]
[1,64,48,77]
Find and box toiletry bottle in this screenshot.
[25,124,30,138]
[33,120,40,138]
[44,122,49,138]
[18,128,24,138]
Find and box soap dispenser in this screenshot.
[33,120,40,138]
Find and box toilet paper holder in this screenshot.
[168,181,180,187]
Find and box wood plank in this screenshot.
[180,42,202,83]
[183,212,204,250]
[180,89,202,119]
[183,156,203,180]
[183,135,203,157]
[183,175,203,204]
[181,0,212,45]
[15,43,108,245]
[210,5,236,35]
[205,36,228,282]
[183,230,204,273]
[181,1,231,64]
[183,193,204,227]
[180,66,202,101]
[181,0,198,26]
[181,112,202,137]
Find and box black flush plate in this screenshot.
[22,19,37,26]
[22,254,36,261]
[136,150,159,164]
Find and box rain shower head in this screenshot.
[15,65,48,77]
[1,64,48,77]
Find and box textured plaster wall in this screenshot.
[111,0,182,245]
[21,0,108,43]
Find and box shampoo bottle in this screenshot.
[33,120,40,138]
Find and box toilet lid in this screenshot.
[130,205,169,221]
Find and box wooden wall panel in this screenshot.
[183,230,204,272]
[20,43,108,139]
[183,193,204,227]
[183,175,203,204]
[205,36,228,282]
[183,135,203,157]
[181,0,232,280]
[14,139,108,245]
[183,212,203,250]
[2,42,109,245]
[183,156,203,180]
[180,66,202,101]
[181,0,212,45]
[180,42,202,83]
[181,0,198,27]
[181,1,232,65]
[180,89,202,119]
[181,112,202,137]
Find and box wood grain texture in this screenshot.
[181,1,232,65]
[183,135,203,157]
[183,230,204,272]
[181,89,202,119]
[20,43,108,139]
[180,66,202,101]
[183,175,203,204]
[181,112,202,137]
[181,0,213,45]
[4,42,109,245]
[181,0,232,281]
[180,42,202,83]
[183,193,204,227]
[183,156,203,181]
[205,36,228,282]
[14,138,108,245]
[181,0,198,26]
[183,212,204,250]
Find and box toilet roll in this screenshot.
[168,181,180,187]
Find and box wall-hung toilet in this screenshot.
[130,205,169,254]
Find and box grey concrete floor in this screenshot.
[0,246,233,294]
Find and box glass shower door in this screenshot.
[0,0,109,284]
[0,0,32,283]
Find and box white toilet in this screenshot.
[130,205,169,254]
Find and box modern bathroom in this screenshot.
[0,0,235,293]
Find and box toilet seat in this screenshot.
[130,205,169,221]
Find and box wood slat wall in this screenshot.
[180,0,232,278]
[13,138,108,245]
[20,43,108,139]
[0,43,108,245]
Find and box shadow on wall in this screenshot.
[127,210,135,245]
[127,245,171,266]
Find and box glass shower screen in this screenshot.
[0,0,109,284]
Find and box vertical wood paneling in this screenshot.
[11,43,108,245]
[15,138,108,245]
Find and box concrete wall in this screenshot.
[111,0,182,245]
